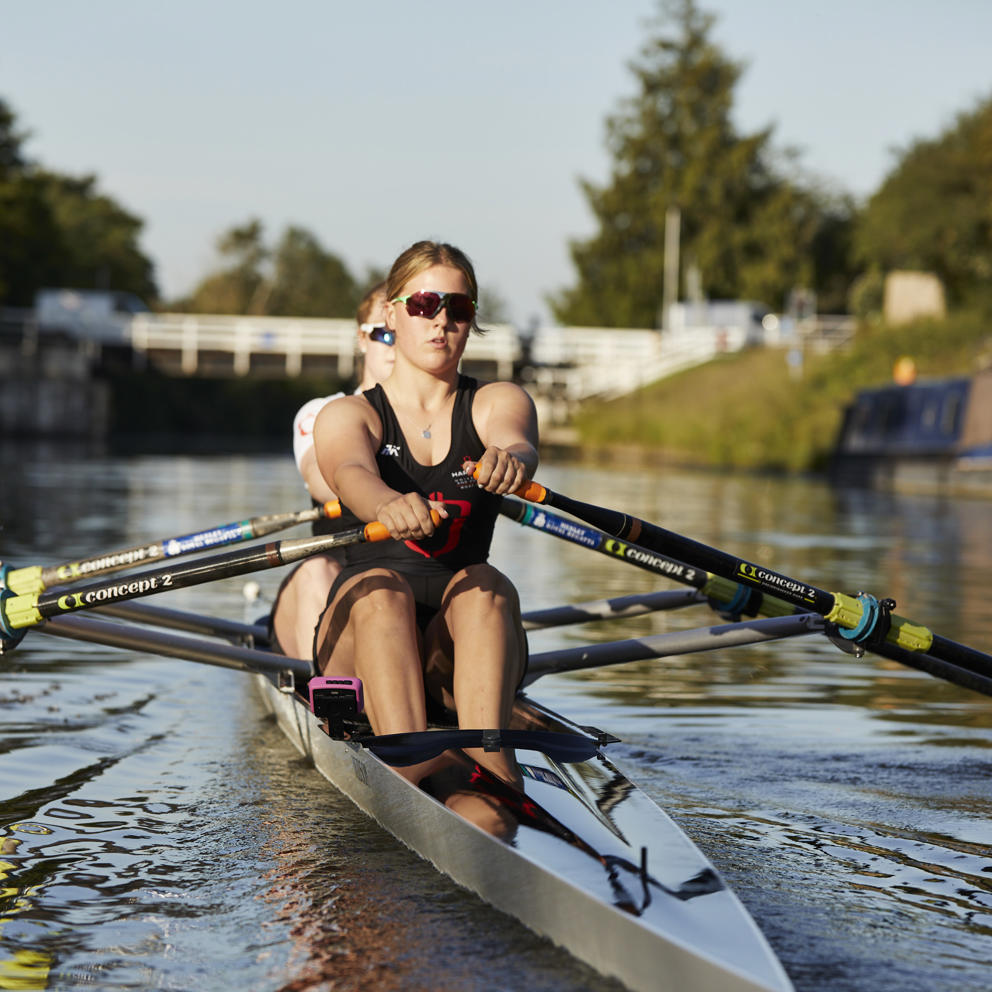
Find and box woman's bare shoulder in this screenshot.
[314,391,382,437]
[474,379,534,407]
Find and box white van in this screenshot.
[34,289,148,344]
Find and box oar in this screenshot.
[522,590,703,630]
[500,476,992,697]
[0,503,342,596]
[0,514,435,648]
[499,497,800,619]
[37,612,312,680]
[524,613,825,685]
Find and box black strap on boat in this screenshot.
[354,728,618,766]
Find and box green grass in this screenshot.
[572,308,992,472]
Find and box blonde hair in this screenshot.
[356,281,387,326]
[385,241,481,333]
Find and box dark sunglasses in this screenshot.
[360,324,395,346]
[392,290,477,323]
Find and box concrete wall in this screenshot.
[0,315,109,437]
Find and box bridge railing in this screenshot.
[129,313,522,379]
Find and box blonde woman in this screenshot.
[312,241,538,784]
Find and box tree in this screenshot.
[551,0,855,326]
[855,94,992,305]
[38,172,157,299]
[267,225,357,317]
[0,98,27,177]
[0,97,158,306]
[0,178,67,305]
[185,219,361,318]
[0,99,62,303]
[185,219,269,314]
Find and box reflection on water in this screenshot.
[2,442,992,990]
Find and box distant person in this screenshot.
[311,240,539,786]
[269,283,395,659]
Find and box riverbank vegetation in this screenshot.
[573,306,992,472]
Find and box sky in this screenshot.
[4,1,992,326]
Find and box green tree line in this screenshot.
[552,0,992,326]
[0,100,157,306]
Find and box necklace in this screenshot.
[420,424,432,439]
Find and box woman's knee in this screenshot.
[343,569,416,612]
[443,564,521,618]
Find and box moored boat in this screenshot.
[830,367,992,494]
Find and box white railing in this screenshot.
[122,311,853,405]
[528,325,733,401]
[128,313,521,379]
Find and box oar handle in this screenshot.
[363,521,389,542]
[471,465,546,503]
[362,509,440,544]
[512,480,547,502]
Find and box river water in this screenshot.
[1,443,991,991]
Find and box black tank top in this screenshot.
[337,375,501,576]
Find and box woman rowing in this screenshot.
[269,283,396,660]
[311,240,538,785]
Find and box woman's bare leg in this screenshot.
[315,569,437,783]
[425,564,526,784]
[271,554,342,661]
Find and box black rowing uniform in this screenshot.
[324,375,502,630]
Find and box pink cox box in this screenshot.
[308,676,364,718]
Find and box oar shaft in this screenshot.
[511,480,992,692]
[522,484,834,614]
[500,497,800,619]
[3,503,342,596]
[525,614,823,684]
[2,520,393,632]
[94,601,269,644]
[499,497,706,589]
[37,613,311,679]
[521,590,703,630]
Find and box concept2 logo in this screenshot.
[735,562,816,602]
[55,546,161,581]
[603,539,698,582]
[56,575,174,612]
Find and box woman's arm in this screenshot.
[313,396,442,539]
[471,381,540,494]
[298,447,335,503]
[292,396,338,502]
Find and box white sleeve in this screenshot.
[292,394,343,473]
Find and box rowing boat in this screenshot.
[1,507,798,990]
[253,659,793,992]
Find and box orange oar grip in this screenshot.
[362,509,442,543]
[363,521,390,542]
[322,499,343,519]
[512,480,547,503]
[470,464,546,503]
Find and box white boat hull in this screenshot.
[255,674,792,992]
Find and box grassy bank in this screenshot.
[572,308,992,472]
